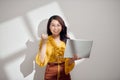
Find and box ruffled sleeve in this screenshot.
[35,40,49,67]
[65,58,75,74]
[36,53,48,67]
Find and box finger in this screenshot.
[77,57,81,60]
[41,34,48,39]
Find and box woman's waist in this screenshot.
[48,62,65,65]
[49,58,65,62]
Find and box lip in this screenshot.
[53,30,58,33]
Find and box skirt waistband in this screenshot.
[48,62,65,65]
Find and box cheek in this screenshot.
[59,27,62,32]
[49,26,53,31]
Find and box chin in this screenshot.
[52,34,60,36]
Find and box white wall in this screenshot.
[0,0,120,80]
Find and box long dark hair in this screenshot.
[47,15,68,43]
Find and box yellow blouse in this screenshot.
[35,35,75,74]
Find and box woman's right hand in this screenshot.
[41,34,48,43]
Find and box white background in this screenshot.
[0,0,120,80]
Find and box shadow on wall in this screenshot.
[0,0,54,23]
[0,1,69,80]
[20,19,48,80]
[0,59,9,80]
[0,47,29,80]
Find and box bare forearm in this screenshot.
[39,34,48,62]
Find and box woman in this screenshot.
[36,15,79,80]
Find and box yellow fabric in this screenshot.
[35,35,75,74]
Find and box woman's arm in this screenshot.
[39,34,48,63]
[68,54,81,65]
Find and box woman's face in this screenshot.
[50,19,62,36]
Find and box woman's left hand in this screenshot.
[68,54,80,65]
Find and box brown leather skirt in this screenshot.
[44,62,71,80]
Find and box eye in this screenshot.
[57,24,61,27]
[51,24,55,27]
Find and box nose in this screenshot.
[53,25,58,29]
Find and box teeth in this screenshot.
[53,31,57,33]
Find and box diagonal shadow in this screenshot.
[34,19,48,80]
[20,19,48,80]
[0,48,27,80]
[0,0,55,23]
[0,15,48,80]
[0,58,8,80]
[0,1,74,80]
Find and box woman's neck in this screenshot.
[52,35,60,40]
[51,35,62,46]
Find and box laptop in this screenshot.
[64,39,93,58]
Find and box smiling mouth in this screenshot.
[53,30,58,33]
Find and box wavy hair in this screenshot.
[47,15,68,43]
